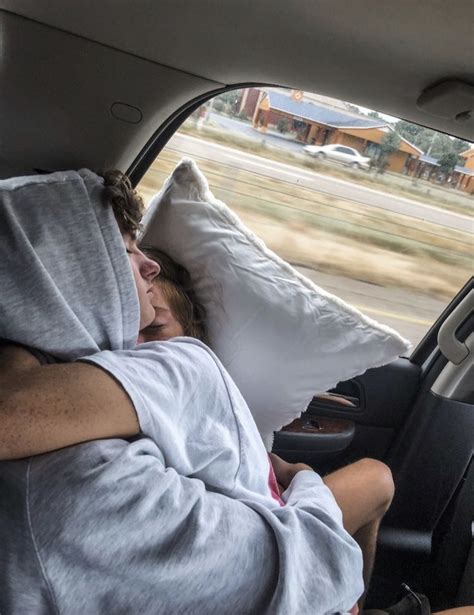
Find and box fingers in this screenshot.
[269,453,314,489]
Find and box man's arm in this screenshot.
[0,345,139,459]
[9,437,363,614]
[0,344,363,611]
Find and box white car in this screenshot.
[304,143,371,169]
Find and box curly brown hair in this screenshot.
[141,247,208,344]
[101,170,144,238]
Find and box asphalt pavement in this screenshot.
[169,131,473,233]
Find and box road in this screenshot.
[293,267,445,346]
[168,132,473,233]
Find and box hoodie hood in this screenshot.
[0,169,139,360]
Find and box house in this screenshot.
[240,88,422,173]
[459,148,474,193]
[409,153,474,193]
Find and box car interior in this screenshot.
[0,0,473,610]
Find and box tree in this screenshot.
[396,121,438,153]
[277,118,290,133]
[395,120,422,140]
[367,110,384,120]
[394,119,471,159]
[212,99,225,113]
[376,130,401,173]
[345,103,363,115]
[214,91,241,115]
[436,151,459,183]
[452,138,471,156]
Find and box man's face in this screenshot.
[123,235,160,331]
[138,282,185,343]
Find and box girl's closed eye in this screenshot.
[139,247,208,344]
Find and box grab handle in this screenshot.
[437,290,473,365]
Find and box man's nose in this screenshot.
[141,254,160,281]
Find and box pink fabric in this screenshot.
[267,456,285,506]
[348,603,359,615]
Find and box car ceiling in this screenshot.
[0,0,473,178]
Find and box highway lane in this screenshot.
[168,132,473,234]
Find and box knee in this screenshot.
[358,458,395,513]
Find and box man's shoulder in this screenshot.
[137,337,222,374]
[140,336,212,356]
[81,338,219,385]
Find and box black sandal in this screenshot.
[363,584,431,615]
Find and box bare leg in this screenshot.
[323,458,395,605]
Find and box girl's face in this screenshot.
[138,282,184,343]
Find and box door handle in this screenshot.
[314,392,358,408]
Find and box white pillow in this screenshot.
[141,158,411,449]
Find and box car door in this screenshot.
[336,146,355,164]
[273,278,473,608]
[135,85,473,610]
[330,145,351,164]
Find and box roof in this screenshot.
[420,154,440,166]
[265,90,386,129]
[455,165,474,175]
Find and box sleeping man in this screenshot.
[0,168,371,613]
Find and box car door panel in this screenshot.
[274,280,473,607]
[373,301,473,601]
[273,357,421,470]
[275,416,355,456]
[372,389,473,605]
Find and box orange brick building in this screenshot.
[459,148,474,194]
[245,89,421,173]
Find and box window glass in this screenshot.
[138,87,474,348]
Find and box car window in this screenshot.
[138,87,473,348]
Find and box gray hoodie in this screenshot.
[0,170,363,614]
[0,169,138,358]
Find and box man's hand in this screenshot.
[269,452,314,491]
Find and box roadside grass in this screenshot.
[230,208,469,300]
[178,120,474,218]
[138,149,473,300]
